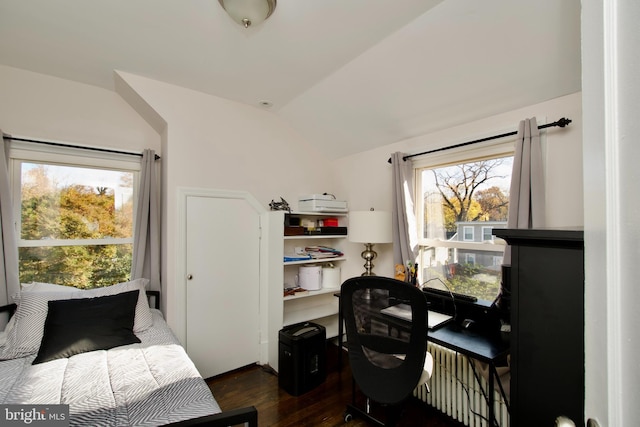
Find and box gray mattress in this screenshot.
[0,310,221,426]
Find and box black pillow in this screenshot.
[33,290,142,365]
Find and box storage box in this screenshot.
[298,196,347,213]
[298,194,336,201]
[284,226,304,236]
[321,217,339,227]
[278,322,326,396]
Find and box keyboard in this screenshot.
[381,304,453,330]
[422,287,478,303]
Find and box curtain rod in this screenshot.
[2,134,161,160]
[387,117,572,163]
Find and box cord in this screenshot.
[422,277,458,321]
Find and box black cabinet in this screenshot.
[492,228,584,427]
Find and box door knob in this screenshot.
[187,274,193,280]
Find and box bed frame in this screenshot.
[0,291,258,427]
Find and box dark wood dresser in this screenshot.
[492,228,584,427]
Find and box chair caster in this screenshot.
[344,411,353,423]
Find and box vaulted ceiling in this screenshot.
[0,0,582,159]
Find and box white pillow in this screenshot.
[13,282,76,303]
[0,279,152,360]
[1,291,81,359]
[21,282,77,293]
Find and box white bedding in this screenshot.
[0,309,221,426]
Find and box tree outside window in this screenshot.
[418,155,512,301]
[17,162,135,289]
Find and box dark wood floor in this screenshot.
[206,344,465,427]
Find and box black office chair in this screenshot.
[341,276,433,426]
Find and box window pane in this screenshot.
[420,247,504,301]
[419,155,512,301]
[482,227,493,241]
[463,226,474,241]
[19,244,132,288]
[17,161,136,288]
[20,163,134,241]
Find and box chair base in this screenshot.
[344,402,402,427]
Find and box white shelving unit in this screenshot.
[266,210,347,372]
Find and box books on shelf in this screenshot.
[284,246,343,263]
[305,246,343,259]
[284,254,313,262]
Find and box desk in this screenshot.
[335,292,510,427]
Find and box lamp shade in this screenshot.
[349,211,393,244]
[219,0,276,28]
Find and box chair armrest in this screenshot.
[165,406,258,427]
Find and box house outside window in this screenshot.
[414,141,513,302]
[10,143,140,289]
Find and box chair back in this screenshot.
[341,276,428,405]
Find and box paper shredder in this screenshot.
[278,322,326,396]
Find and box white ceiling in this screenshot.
[0,0,582,159]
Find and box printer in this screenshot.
[298,194,348,213]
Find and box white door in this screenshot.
[185,194,260,378]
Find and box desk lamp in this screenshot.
[349,209,393,276]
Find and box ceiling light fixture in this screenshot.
[218,0,277,29]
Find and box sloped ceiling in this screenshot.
[0,0,581,159]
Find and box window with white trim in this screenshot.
[463,226,474,241]
[464,253,476,265]
[414,142,513,302]
[482,226,494,241]
[10,143,140,289]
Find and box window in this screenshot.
[10,143,140,289]
[414,144,513,302]
[463,226,474,241]
[482,226,494,241]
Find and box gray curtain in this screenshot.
[0,133,20,324]
[131,149,161,291]
[391,152,419,266]
[503,117,545,264]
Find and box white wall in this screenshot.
[582,0,640,426]
[332,92,584,281]
[113,71,337,340]
[0,65,160,152]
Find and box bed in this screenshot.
[0,279,257,427]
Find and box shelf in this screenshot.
[283,256,346,266]
[267,210,347,372]
[283,294,339,326]
[284,234,347,240]
[289,211,348,217]
[283,287,340,301]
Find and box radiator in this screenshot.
[414,343,510,427]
